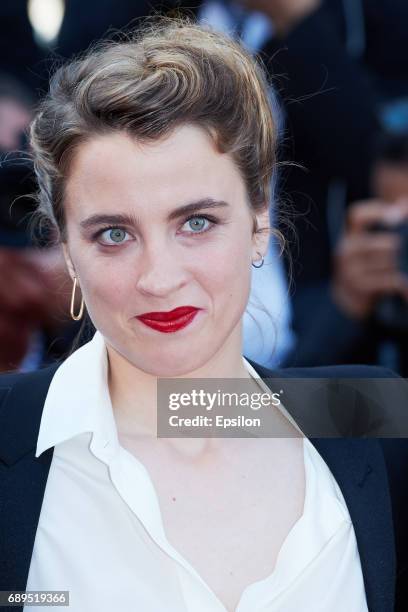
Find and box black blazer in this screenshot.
[0,360,407,612]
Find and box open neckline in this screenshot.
[103,435,349,612]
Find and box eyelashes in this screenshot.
[91,226,133,247]
[182,213,219,234]
[91,214,221,246]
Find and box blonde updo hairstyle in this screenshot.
[30,16,279,244]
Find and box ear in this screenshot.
[61,243,76,281]
[251,206,270,262]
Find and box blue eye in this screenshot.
[182,216,211,234]
[99,227,130,245]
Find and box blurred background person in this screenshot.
[232,0,408,373]
[298,131,408,373]
[0,1,80,372]
[179,0,408,372]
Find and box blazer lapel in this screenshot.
[310,438,396,612]
[247,359,396,612]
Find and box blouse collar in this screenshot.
[36,330,273,458]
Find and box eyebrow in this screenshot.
[79,198,229,230]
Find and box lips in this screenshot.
[137,306,199,321]
[135,306,201,333]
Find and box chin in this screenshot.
[126,341,213,377]
[139,353,208,378]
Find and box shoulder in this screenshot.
[0,361,62,387]
[245,356,400,379]
[273,364,407,435]
[260,362,400,379]
[0,362,62,409]
[0,362,62,466]
[247,359,408,437]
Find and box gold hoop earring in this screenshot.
[70,277,84,321]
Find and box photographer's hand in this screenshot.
[331,200,408,319]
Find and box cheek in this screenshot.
[196,234,252,306]
[74,253,131,314]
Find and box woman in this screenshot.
[0,17,407,612]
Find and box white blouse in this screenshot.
[25,331,368,611]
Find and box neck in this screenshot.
[106,324,252,442]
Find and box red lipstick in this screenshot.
[135,306,201,333]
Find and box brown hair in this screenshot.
[29,15,279,243]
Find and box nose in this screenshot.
[135,243,189,298]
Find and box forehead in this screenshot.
[64,124,245,218]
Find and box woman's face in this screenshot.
[62,124,269,376]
